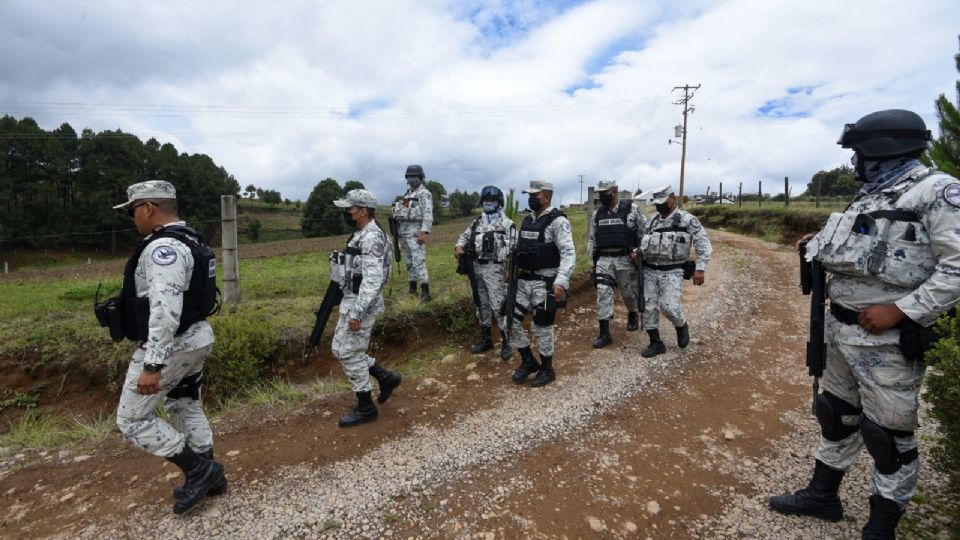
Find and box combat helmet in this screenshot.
[837,109,931,159]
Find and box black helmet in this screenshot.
[837,109,931,159]
[478,185,504,207]
[405,164,425,179]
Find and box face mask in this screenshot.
[343,209,357,228]
[482,202,499,213]
[655,202,670,216]
[599,192,615,207]
[528,196,543,213]
[406,177,420,187]
[851,152,866,182]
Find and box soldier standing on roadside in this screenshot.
[112,180,226,515]
[392,164,434,303]
[588,179,646,348]
[770,110,960,538]
[507,180,576,387]
[331,189,403,428]
[636,185,712,358]
[455,186,516,360]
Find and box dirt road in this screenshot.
[1,230,950,539]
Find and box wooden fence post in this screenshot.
[784,176,789,207]
[221,195,241,305]
[738,182,742,208]
[758,180,762,208]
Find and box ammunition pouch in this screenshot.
[94,295,125,342]
[351,274,363,294]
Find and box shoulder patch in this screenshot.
[943,183,960,208]
[151,245,178,266]
[370,240,385,257]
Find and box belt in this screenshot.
[518,271,555,283]
[830,303,860,326]
[477,259,500,265]
[597,248,630,257]
[645,262,686,271]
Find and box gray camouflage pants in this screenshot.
[116,345,214,458]
[399,222,429,283]
[332,309,377,393]
[814,313,926,508]
[595,255,638,320]
[509,278,556,356]
[642,268,685,330]
[475,261,507,328]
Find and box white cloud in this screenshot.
[1,0,957,205]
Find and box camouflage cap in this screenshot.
[333,188,379,209]
[113,180,177,209]
[522,179,554,194]
[597,179,617,191]
[637,185,674,204]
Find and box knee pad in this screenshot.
[595,273,616,288]
[167,372,204,401]
[815,391,862,441]
[533,309,556,326]
[861,418,918,475]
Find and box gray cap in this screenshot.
[333,189,379,209]
[522,179,554,194]
[113,180,177,209]
[597,179,617,191]
[637,185,673,204]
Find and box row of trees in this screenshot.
[0,115,240,250]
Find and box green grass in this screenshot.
[0,409,118,452]
[687,204,840,244]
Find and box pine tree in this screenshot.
[928,36,960,177]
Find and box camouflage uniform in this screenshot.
[804,163,960,507]
[393,182,433,284]
[639,208,712,330]
[331,219,392,393]
[588,188,646,321]
[455,210,515,329]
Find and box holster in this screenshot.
[682,260,696,280]
[899,317,938,362]
[94,297,125,342]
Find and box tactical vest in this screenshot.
[516,209,563,270]
[118,225,218,341]
[639,213,691,263]
[813,169,937,289]
[393,186,426,222]
[594,200,637,250]
[469,218,510,262]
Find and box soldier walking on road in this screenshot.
[392,164,434,303]
[507,180,576,387]
[331,189,403,428]
[769,110,960,538]
[636,185,712,358]
[588,179,646,348]
[455,186,516,360]
[111,181,226,515]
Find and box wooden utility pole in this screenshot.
[738,182,743,208]
[784,176,790,207]
[719,181,723,204]
[586,186,595,237]
[672,83,700,207]
[221,195,240,305]
[578,174,585,206]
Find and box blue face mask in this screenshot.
[482,202,498,213]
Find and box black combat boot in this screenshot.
[338,391,379,428]
[861,495,904,539]
[166,445,227,515]
[172,448,227,500]
[676,323,690,349]
[529,355,555,387]
[511,347,540,383]
[499,330,513,361]
[471,326,494,354]
[420,283,432,304]
[641,329,667,358]
[369,363,402,404]
[592,320,613,348]
[627,311,639,331]
[409,280,418,295]
[769,460,845,522]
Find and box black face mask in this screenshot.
[528,196,543,213]
[655,203,670,216]
[343,210,357,228]
[599,192,615,207]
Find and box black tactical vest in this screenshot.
[594,200,637,249]
[118,225,218,341]
[516,209,564,270]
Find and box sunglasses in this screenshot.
[126,201,155,217]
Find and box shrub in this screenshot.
[206,308,280,402]
[924,312,960,530]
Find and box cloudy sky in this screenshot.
[2,0,958,204]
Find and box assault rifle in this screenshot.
[388,216,402,271]
[456,245,482,310]
[501,232,520,345]
[634,249,645,313]
[799,241,826,415]
[303,280,344,365]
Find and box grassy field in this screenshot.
[687,202,845,244]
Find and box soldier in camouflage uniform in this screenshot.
[636,185,712,358]
[332,189,403,428]
[508,180,576,387]
[393,164,434,303]
[455,186,516,360]
[113,181,226,515]
[588,179,646,348]
[770,110,960,538]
